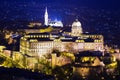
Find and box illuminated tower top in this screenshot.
[44,7,48,26]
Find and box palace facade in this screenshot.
[20,19,104,57]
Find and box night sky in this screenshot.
[0,0,119,21]
[0,0,119,8]
[0,0,120,46]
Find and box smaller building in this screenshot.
[49,20,63,27]
[51,53,71,68]
[73,51,103,77]
[44,7,63,27]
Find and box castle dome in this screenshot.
[71,19,83,36]
[72,19,81,27]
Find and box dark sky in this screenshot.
[0,0,119,21]
[0,0,119,9]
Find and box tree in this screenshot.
[52,64,73,80]
[0,57,5,64]
[38,57,52,75]
[52,48,61,57]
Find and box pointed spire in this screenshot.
[45,7,48,15]
[44,7,48,26]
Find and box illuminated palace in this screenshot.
[20,8,104,58]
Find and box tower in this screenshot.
[44,7,48,26]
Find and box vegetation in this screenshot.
[0,56,5,64]
[0,53,24,68]
[52,64,73,80]
[38,57,52,75]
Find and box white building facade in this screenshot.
[20,33,104,58]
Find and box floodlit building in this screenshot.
[49,20,63,27]
[28,22,42,27]
[20,7,104,58]
[44,7,63,27]
[71,19,83,36]
[20,19,104,58]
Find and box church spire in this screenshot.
[44,7,48,26]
